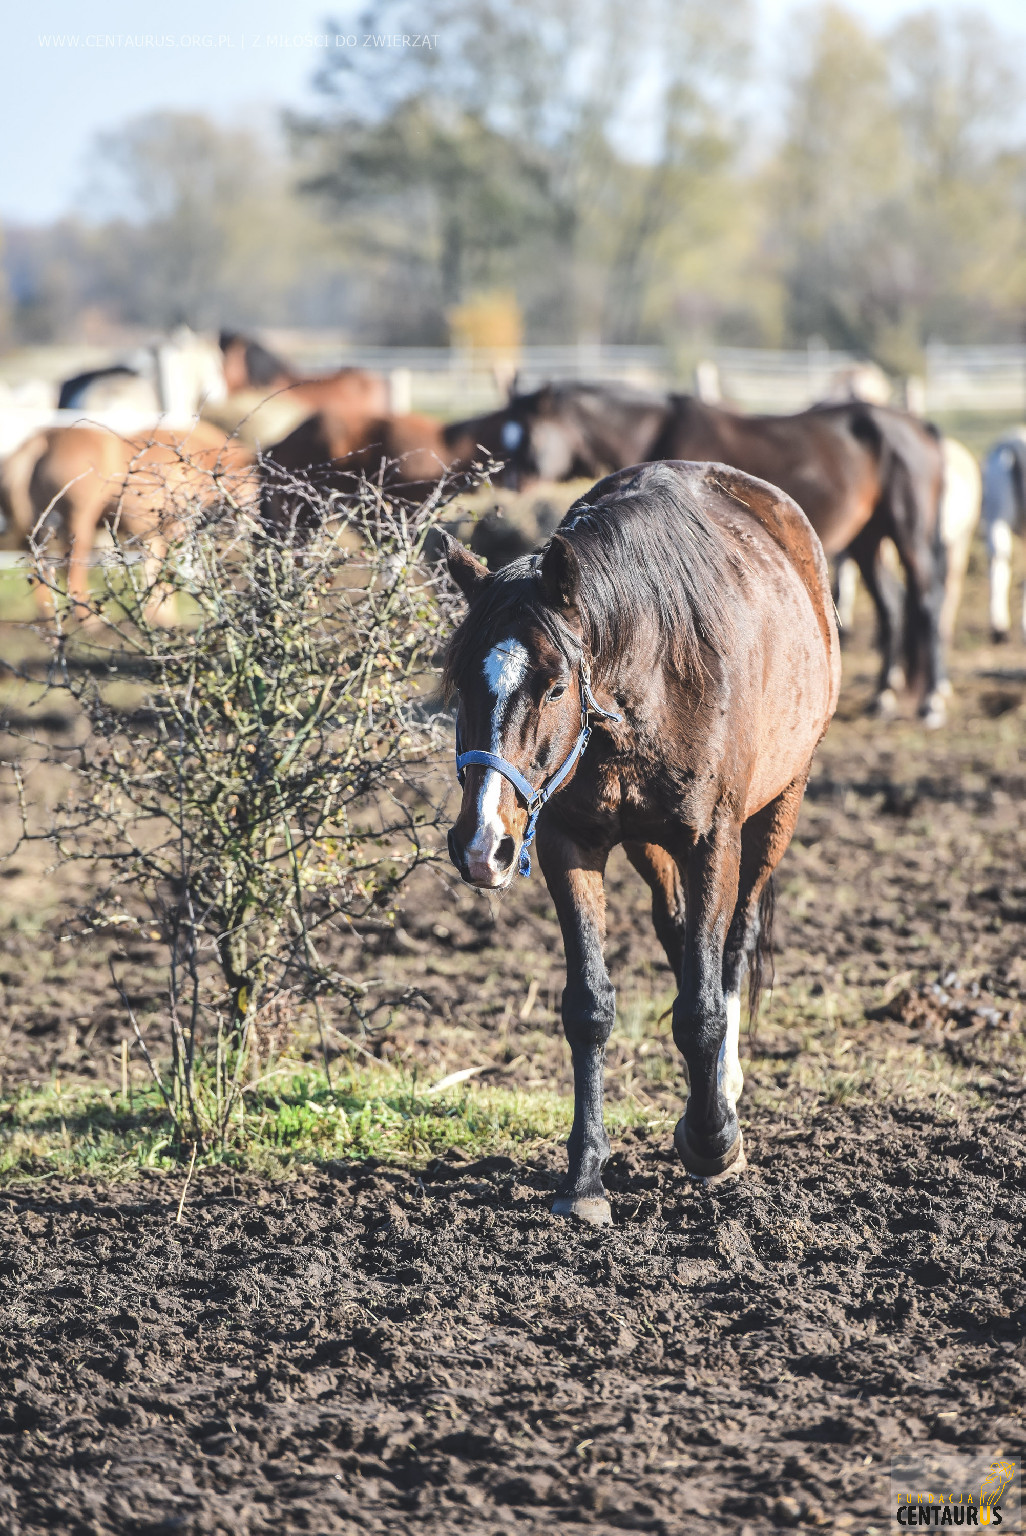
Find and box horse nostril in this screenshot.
[496,836,515,871]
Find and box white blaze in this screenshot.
[718,993,744,1108]
[465,640,529,881]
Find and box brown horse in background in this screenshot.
[218,332,390,433]
[503,384,947,725]
[0,422,256,622]
[260,403,519,530]
[443,460,840,1219]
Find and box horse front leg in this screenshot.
[672,818,745,1183]
[537,825,615,1226]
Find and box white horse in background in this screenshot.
[982,427,1026,641]
[835,436,982,650]
[56,327,227,417]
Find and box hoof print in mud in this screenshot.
[550,1194,613,1226]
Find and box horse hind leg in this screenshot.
[140,542,180,628]
[850,532,905,719]
[832,554,859,637]
[674,777,808,1187]
[671,818,746,1183]
[987,520,1013,641]
[624,840,686,980]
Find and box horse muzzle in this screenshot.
[447,825,518,888]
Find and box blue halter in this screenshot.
[455,660,623,878]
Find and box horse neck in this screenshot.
[651,395,731,459]
[580,396,669,468]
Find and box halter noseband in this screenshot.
[454,659,623,878]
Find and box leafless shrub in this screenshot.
[11,446,471,1147]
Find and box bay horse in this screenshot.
[505,386,947,725]
[261,403,521,530]
[0,422,256,622]
[442,460,840,1221]
[499,380,668,487]
[218,331,390,432]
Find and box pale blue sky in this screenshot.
[3,0,1025,222]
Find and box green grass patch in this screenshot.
[0,1058,670,1185]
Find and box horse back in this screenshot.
[652,397,879,552]
[697,461,839,685]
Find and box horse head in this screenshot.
[442,532,597,888]
[495,384,592,485]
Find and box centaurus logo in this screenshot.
[893,1454,1019,1531]
[980,1463,1018,1526]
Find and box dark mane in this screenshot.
[444,461,738,694]
[218,330,290,386]
[547,380,667,409]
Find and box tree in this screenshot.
[767,3,1026,365]
[295,0,753,344]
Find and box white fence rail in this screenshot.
[265,334,1026,417]
[1,342,1025,452]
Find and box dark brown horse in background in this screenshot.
[442,460,840,1221]
[502,384,947,726]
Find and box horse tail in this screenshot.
[858,406,945,688]
[748,875,775,1030]
[0,432,48,542]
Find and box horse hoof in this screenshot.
[870,688,898,721]
[674,1120,746,1183]
[919,691,946,731]
[992,629,1010,645]
[551,1195,612,1226]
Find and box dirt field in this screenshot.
[1,553,1026,1533]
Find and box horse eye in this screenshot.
[546,682,568,702]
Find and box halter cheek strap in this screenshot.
[455,663,623,877]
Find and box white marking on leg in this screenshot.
[989,523,1013,636]
[465,639,529,883]
[718,993,744,1108]
[835,556,858,631]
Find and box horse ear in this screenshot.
[539,535,581,613]
[439,531,489,601]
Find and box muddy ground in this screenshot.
[1,554,1026,1533]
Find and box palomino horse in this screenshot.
[0,422,255,622]
[503,386,947,725]
[443,460,840,1220]
[218,332,390,432]
[981,429,1026,641]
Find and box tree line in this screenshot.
[3,0,1025,372]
